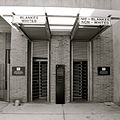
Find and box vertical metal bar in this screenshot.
[39,61,40,99]
[87,42,90,101]
[8,64,10,102]
[89,41,93,101]
[31,42,33,102]
[47,41,50,102]
[3,63,5,101]
[7,51,10,102]
[71,41,73,102]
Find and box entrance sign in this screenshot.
[13,15,46,24]
[79,17,111,26]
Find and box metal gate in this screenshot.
[73,61,88,102]
[32,58,47,102]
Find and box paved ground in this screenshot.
[0,102,120,120]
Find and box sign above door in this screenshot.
[79,17,111,26]
[13,15,46,24]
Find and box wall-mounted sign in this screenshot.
[13,15,46,24]
[79,17,111,26]
[12,66,25,76]
[98,67,110,75]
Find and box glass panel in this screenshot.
[48,17,75,25]
[50,26,72,30]
[46,7,79,16]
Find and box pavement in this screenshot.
[0,102,120,120]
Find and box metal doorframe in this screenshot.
[31,42,33,102]
[31,41,50,103]
[88,41,93,102]
[71,41,73,102]
[47,41,50,102]
[72,60,88,101]
[32,58,48,101]
[71,41,92,102]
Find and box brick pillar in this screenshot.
[50,35,70,103]
[92,27,113,102]
[10,28,28,102]
[113,21,120,104]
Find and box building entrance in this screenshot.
[73,61,88,102]
[32,58,47,102]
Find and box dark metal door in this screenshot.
[73,61,88,102]
[32,59,47,102]
[56,65,65,104]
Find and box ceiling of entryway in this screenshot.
[0,7,120,40]
[1,7,120,30]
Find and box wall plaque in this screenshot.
[12,66,25,76]
[98,67,110,75]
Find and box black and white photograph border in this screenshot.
[0,0,120,120]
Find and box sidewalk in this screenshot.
[0,102,120,120]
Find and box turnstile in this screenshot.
[73,61,88,102]
[32,59,47,102]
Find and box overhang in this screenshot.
[12,15,51,40]
[71,16,111,41]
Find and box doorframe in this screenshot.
[30,41,50,103]
[71,41,92,102]
[30,42,33,102]
[88,41,93,102]
[47,41,50,102]
[71,41,73,102]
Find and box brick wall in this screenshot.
[10,28,28,102]
[112,21,120,103]
[50,35,70,103]
[72,41,88,60]
[0,33,6,100]
[92,27,113,102]
[0,33,5,64]
[33,40,48,58]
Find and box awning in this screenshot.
[71,15,111,41]
[12,15,51,40]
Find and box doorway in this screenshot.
[73,61,88,102]
[32,58,47,102]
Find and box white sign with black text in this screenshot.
[79,17,111,26]
[13,15,46,24]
